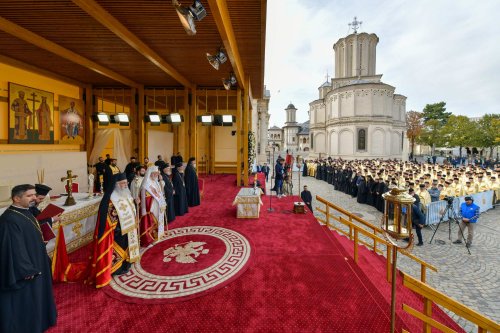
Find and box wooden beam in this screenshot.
[189,88,198,162]
[71,0,193,89]
[0,54,86,88]
[207,0,246,90]
[0,16,139,88]
[84,85,94,160]
[137,85,146,160]
[129,87,138,159]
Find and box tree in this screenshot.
[440,115,476,157]
[420,102,451,154]
[406,111,424,157]
[472,114,500,158]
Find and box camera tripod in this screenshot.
[429,201,471,255]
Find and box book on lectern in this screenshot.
[36,204,65,222]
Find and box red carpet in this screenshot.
[48,174,458,332]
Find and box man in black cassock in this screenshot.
[94,156,107,192]
[300,185,313,212]
[29,184,62,228]
[172,162,189,216]
[160,164,176,223]
[0,184,57,333]
[124,157,140,186]
[184,157,201,207]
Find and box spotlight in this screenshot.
[222,72,237,90]
[172,0,207,36]
[222,115,233,123]
[146,112,161,126]
[197,114,214,125]
[213,115,235,126]
[94,112,110,126]
[206,48,227,70]
[110,113,130,126]
[162,113,184,124]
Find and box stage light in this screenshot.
[110,113,129,126]
[172,0,207,36]
[197,114,214,125]
[146,112,161,126]
[222,115,233,123]
[94,112,110,126]
[170,113,183,124]
[222,72,237,90]
[206,48,227,70]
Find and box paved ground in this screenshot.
[266,172,499,332]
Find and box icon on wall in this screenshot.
[8,82,54,144]
[59,95,84,144]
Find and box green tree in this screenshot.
[473,114,500,158]
[419,102,451,155]
[406,110,424,157]
[440,115,476,157]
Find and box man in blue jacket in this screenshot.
[453,196,480,247]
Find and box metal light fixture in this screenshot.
[197,89,213,125]
[146,89,161,125]
[95,113,110,125]
[222,72,237,90]
[111,113,130,126]
[172,0,207,36]
[380,187,415,333]
[206,47,227,70]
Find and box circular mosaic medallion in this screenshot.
[107,226,252,303]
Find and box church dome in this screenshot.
[286,103,296,110]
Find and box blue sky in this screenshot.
[264,0,500,127]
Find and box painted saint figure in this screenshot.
[10,90,32,140]
[36,96,52,140]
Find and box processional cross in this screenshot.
[61,170,78,206]
[26,92,39,140]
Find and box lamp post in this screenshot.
[296,155,302,197]
[268,144,276,212]
[381,187,415,333]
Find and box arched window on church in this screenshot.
[292,137,295,142]
[310,134,314,149]
[303,138,306,144]
[357,129,366,151]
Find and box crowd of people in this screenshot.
[302,157,498,246]
[0,153,201,332]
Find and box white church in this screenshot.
[309,22,407,160]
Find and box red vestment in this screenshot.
[139,193,158,247]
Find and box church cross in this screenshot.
[27,92,40,139]
[325,71,330,82]
[348,16,362,34]
[356,64,366,80]
[61,170,78,206]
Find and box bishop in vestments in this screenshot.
[87,173,140,288]
[139,166,167,247]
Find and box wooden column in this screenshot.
[189,87,198,162]
[84,85,94,161]
[137,85,146,161]
[236,88,242,186]
[209,126,215,174]
[184,88,190,158]
[243,82,249,186]
[129,87,138,158]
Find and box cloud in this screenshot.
[264,0,500,126]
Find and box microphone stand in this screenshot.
[268,146,275,212]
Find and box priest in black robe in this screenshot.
[184,157,201,207]
[160,164,176,223]
[172,162,189,216]
[94,156,107,193]
[0,184,57,333]
[357,176,368,204]
[29,184,62,228]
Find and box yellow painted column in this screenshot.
[243,82,249,186]
[189,87,197,162]
[236,88,242,186]
[129,87,137,158]
[137,85,146,161]
[84,84,93,160]
[184,88,190,158]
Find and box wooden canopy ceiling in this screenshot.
[0,0,266,98]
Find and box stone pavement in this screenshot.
[266,172,499,333]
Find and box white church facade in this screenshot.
[309,28,407,160]
[268,103,310,154]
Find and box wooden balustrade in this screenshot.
[402,273,500,333]
[315,195,437,283]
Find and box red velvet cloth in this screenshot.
[139,193,157,247]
